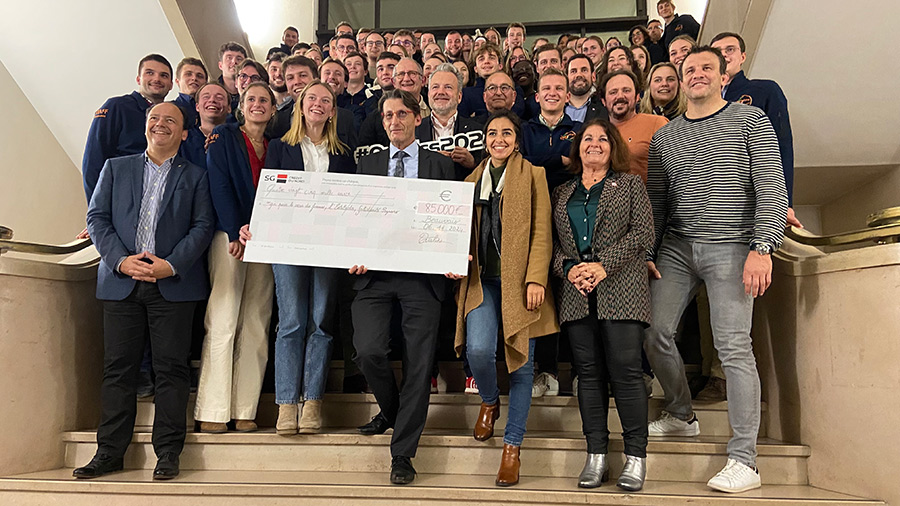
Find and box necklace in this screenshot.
[583,168,607,183]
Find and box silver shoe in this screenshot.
[617,455,646,491]
[577,453,609,488]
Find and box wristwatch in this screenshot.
[752,243,773,255]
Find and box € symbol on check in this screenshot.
[440,190,452,202]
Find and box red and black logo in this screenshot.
[276,173,288,183]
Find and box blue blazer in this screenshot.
[206,122,256,242]
[265,138,357,174]
[86,153,215,302]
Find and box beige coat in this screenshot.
[454,152,559,373]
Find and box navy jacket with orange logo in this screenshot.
[81,91,151,202]
[725,70,794,205]
[520,113,582,190]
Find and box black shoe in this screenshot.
[343,373,371,394]
[153,452,180,480]
[390,456,416,485]
[358,413,391,435]
[72,453,124,479]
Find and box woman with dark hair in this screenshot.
[628,25,651,47]
[639,62,687,120]
[551,118,653,491]
[238,80,355,436]
[597,46,644,91]
[453,59,474,88]
[605,36,622,51]
[447,110,558,487]
[195,82,278,434]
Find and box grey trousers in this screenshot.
[644,235,760,467]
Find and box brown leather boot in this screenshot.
[473,401,501,441]
[495,443,521,487]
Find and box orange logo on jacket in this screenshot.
[207,133,219,145]
[738,94,753,106]
[94,108,109,118]
[560,131,577,141]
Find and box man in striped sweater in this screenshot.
[643,46,788,493]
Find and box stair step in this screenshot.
[0,468,883,505]
[63,429,806,485]
[135,392,766,438]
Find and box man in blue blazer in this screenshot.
[351,89,454,485]
[75,102,215,481]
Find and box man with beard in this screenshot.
[179,83,230,170]
[216,42,247,113]
[600,70,667,183]
[459,44,525,118]
[645,47,786,494]
[416,63,481,180]
[266,52,290,105]
[565,54,607,123]
[173,57,208,127]
[444,31,464,62]
[266,55,357,149]
[360,57,428,146]
[364,32,387,80]
[82,54,174,202]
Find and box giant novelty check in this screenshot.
[242,169,475,274]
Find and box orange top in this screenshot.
[615,113,669,183]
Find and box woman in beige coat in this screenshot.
[447,110,559,487]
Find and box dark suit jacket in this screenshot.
[355,145,455,300]
[415,115,484,180]
[268,98,358,150]
[206,123,257,242]
[550,171,652,326]
[87,153,215,302]
[265,138,357,174]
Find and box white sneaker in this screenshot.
[531,372,559,397]
[707,458,761,493]
[648,410,700,436]
[571,375,579,396]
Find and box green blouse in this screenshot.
[564,175,608,275]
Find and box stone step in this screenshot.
[63,429,807,485]
[134,392,766,438]
[0,469,883,506]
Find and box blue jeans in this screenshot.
[465,278,536,446]
[644,235,760,467]
[272,265,337,403]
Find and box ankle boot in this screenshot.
[495,443,521,487]
[298,399,322,433]
[276,403,299,435]
[234,419,258,432]
[577,453,609,488]
[473,401,500,441]
[617,455,647,491]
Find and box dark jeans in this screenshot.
[97,282,196,458]
[565,302,648,457]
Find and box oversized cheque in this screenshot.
[243,169,475,275]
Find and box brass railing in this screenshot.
[0,226,93,255]
[785,207,900,247]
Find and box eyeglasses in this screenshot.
[485,84,514,94]
[383,110,413,121]
[394,70,421,79]
[238,73,262,83]
[718,46,740,56]
[397,40,415,47]
[366,40,385,47]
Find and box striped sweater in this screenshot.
[646,102,788,258]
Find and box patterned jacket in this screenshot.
[551,171,653,326]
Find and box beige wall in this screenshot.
[0,267,103,476]
[0,60,87,243]
[233,0,317,61]
[756,245,900,505]
[174,0,253,71]
[819,165,900,235]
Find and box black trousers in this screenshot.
[352,272,441,458]
[565,305,648,457]
[97,282,196,459]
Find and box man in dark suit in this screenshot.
[74,102,215,481]
[351,89,455,485]
[416,63,483,180]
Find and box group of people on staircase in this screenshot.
[72,0,795,496]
